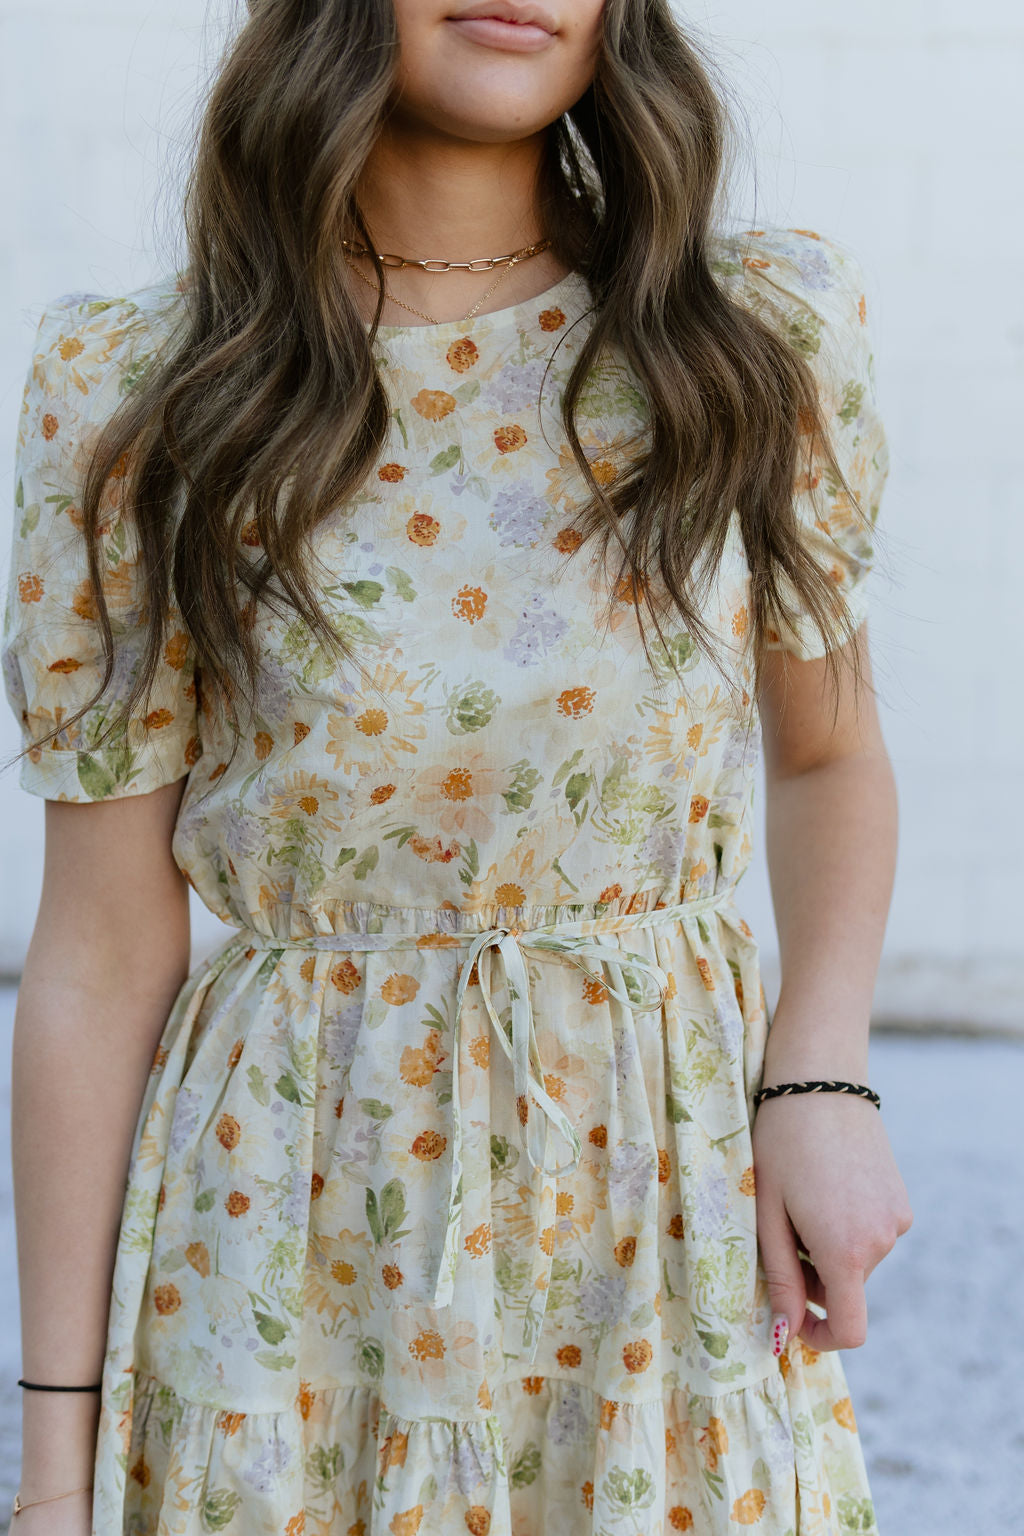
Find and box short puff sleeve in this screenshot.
[725,228,890,661]
[1,290,201,801]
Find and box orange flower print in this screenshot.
[153,1283,181,1315]
[216,1114,240,1150]
[355,708,388,736]
[163,631,189,669]
[41,412,59,441]
[539,307,566,331]
[411,1130,446,1161]
[407,512,440,546]
[465,1508,491,1535]
[380,1429,410,1470]
[408,1329,446,1362]
[129,1455,150,1487]
[614,1236,637,1267]
[581,1481,594,1512]
[859,293,868,325]
[556,1344,582,1368]
[452,585,487,624]
[225,1190,250,1217]
[588,1124,607,1148]
[730,1489,767,1524]
[185,1242,210,1277]
[227,1038,243,1070]
[739,1166,756,1196]
[381,973,420,1005]
[299,956,316,983]
[699,1416,729,1470]
[400,1031,443,1087]
[378,462,407,482]
[47,656,81,674]
[331,1259,356,1285]
[310,1172,324,1200]
[254,730,274,760]
[553,526,583,553]
[688,795,709,823]
[582,976,608,1005]
[494,424,527,453]
[240,519,262,548]
[832,1396,858,1431]
[522,1375,545,1395]
[285,1513,305,1536]
[446,337,479,372]
[598,1399,619,1431]
[669,1511,695,1531]
[743,257,771,271]
[297,1381,315,1420]
[591,458,618,487]
[411,388,456,421]
[657,1148,671,1183]
[695,956,715,990]
[409,834,461,863]
[331,959,362,993]
[464,1222,491,1257]
[440,768,473,801]
[144,708,174,730]
[598,883,622,902]
[371,783,396,804]
[622,1338,653,1373]
[732,605,749,637]
[556,685,595,718]
[495,881,525,905]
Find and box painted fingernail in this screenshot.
[771,1316,789,1357]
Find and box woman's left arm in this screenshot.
[754,620,914,1352]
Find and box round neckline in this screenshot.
[365,267,590,343]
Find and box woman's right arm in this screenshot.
[12,776,191,1527]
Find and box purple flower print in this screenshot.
[489,484,548,548]
[549,1383,592,1446]
[692,1164,730,1238]
[579,1271,628,1326]
[321,1002,363,1069]
[608,1140,657,1206]
[168,1087,202,1155]
[483,359,547,413]
[242,1430,295,1492]
[502,592,567,668]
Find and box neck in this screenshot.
[349,118,572,324]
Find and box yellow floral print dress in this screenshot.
[2,229,888,1536]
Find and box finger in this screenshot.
[756,1191,808,1352]
[801,1262,869,1352]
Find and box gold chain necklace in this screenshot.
[341,237,552,325]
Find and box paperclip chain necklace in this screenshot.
[341,236,552,325]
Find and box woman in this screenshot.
[2,0,912,1531]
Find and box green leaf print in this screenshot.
[838,379,865,426]
[564,770,592,815]
[194,1188,216,1213]
[603,1466,656,1511]
[307,1444,344,1488]
[490,1133,520,1173]
[509,1444,542,1490]
[77,753,119,800]
[650,630,697,679]
[429,443,462,474]
[20,500,39,537]
[366,1188,384,1246]
[200,1489,242,1532]
[253,1349,295,1371]
[502,760,542,812]
[353,845,379,880]
[628,1299,655,1329]
[275,1071,302,1103]
[552,747,584,788]
[665,1091,693,1125]
[452,378,481,405]
[836,1495,879,1534]
[335,847,358,868]
[386,566,417,602]
[246,1063,270,1105]
[696,1327,730,1359]
[378,1178,409,1241]
[786,309,823,357]
[342,579,384,609]
[14,475,23,511]
[359,1338,386,1380]
[360,1098,394,1121]
[446,680,501,735]
[253,1310,290,1345]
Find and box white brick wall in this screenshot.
[1,2,1020,1027]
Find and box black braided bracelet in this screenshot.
[753,1079,881,1111]
[17,1379,102,1392]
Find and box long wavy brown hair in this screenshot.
[22,0,872,766]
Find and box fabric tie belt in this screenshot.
[239,885,745,1367]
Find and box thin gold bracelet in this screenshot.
[12,1483,94,1516]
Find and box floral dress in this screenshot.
[2,228,888,1536]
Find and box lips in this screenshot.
[449,2,557,31]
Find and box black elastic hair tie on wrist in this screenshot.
[753,1079,881,1111]
[17,1378,103,1392]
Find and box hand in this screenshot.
[751,1090,913,1351]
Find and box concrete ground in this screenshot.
[0,986,1020,1534]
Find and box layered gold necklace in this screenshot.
[341,236,552,325]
